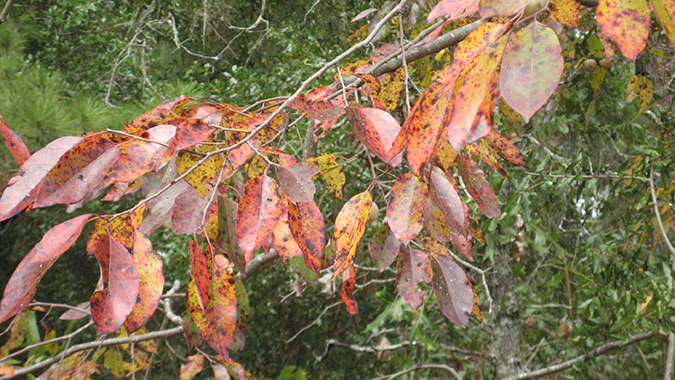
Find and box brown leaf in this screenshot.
[0,214,92,323]
[484,129,527,167]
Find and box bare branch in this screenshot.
[371,364,463,380]
[0,0,14,26]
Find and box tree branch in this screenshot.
[502,331,657,380]
[0,0,14,26]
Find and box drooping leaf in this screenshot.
[368,224,401,272]
[236,174,283,262]
[464,139,507,178]
[0,214,91,323]
[203,254,238,359]
[626,75,654,117]
[180,354,205,380]
[189,239,211,308]
[277,162,320,203]
[332,191,372,279]
[430,255,473,327]
[271,198,303,261]
[0,112,30,166]
[433,138,459,173]
[171,186,217,235]
[429,169,468,236]
[423,200,452,244]
[345,106,402,166]
[287,199,326,272]
[186,280,207,348]
[123,231,164,333]
[386,173,429,244]
[339,263,358,314]
[307,153,346,198]
[596,0,650,60]
[0,136,82,221]
[90,237,140,334]
[480,0,529,17]
[0,310,30,358]
[103,348,125,378]
[447,35,507,151]
[216,196,247,275]
[651,0,675,47]
[500,21,564,119]
[464,68,501,146]
[396,247,432,311]
[457,156,501,218]
[138,180,192,235]
[230,276,249,352]
[376,69,406,113]
[484,129,527,167]
[428,0,479,22]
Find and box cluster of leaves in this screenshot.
[1,0,675,378]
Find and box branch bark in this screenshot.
[0,0,14,26]
[503,331,657,380]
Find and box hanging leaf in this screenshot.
[123,231,164,333]
[169,119,215,151]
[500,21,564,119]
[203,254,238,359]
[230,276,250,352]
[339,263,358,314]
[596,0,650,60]
[457,156,501,218]
[333,191,372,279]
[464,140,507,179]
[464,69,501,146]
[287,199,326,272]
[277,162,320,203]
[396,247,432,311]
[180,354,205,380]
[289,96,345,121]
[429,169,468,236]
[428,0,479,22]
[272,217,305,261]
[447,35,507,151]
[216,196,247,275]
[433,138,459,173]
[90,237,140,334]
[423,200,451,244]
[345,106,402,166]
[651,0,675,47]
[483,129,527,167]
[175,149,225,198]
[368,224,401,272]
[0,136,82,221]
[189,239,211,308]
[386,173,429,244]
[236,174,283,262]
[0,112,30,166]
[307,153,346,198]
[430,255,473,327]
[0,214,92,324]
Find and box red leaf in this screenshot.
[90,237,140,334]
[339,263,358,314]
[596,0,650,60]
[484,129,527,167]
[236,174,283,262]
[396,247,432,311]
[277,162,320,203]
[466,74,501,144]
[287,199,326,272]
[458,156,501,218]
[123,231,164,333]
[0,112,30,166]
[447,36,506,151]
[500,21,564,119]
[190,239,211,308]
[180,354,205,380]
[0,214,92,324]
[0,136,83,221]
[203,254,238,359]
[428,0,479,22]
[169,118,216,151]
[130,95,193,130]
[171,186,216,235]
[345,106,402,166]
[272,216,304,261]
[289,96,345,121]
[429,169,468,236]
[430,255,473,327]
[332,191,372,279]
[368,224,401,272]
[386,173,428,244]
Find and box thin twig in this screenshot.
[371,363,463,380]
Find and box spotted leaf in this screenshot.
[368,224,401,272]
[458,156,501,218]
[236,174,283,262]
[287,199,326,272]
[345,106,402,166]
[277,162,320,203]
[430,254,473,327]
[386,173,428,244]
[428,0,479,22]
[396,247,432,311]
[203,254,238,358]
[597,0,650,60]
[332,191,372,279]
[123,231,164,333]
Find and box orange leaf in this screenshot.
[597,0,650,60]
[651,0,675,47]
[386,173,429,244]
[0,112,30,166]
[90,237,140,333]
[500,21,564,119]
[396,246,432,311]
[0,136,82,221]
[189,239,211,308]
[180,354,205,380]
[332,191,372,279]
[0,214,92,323]
[345,106,402,166]
[123,231,164,333]
[287,199,326,272]
[169,118,215,151]
[339,263,358,314]
[457,156,501,218]
[236,174,283,262]
[204,254,238,358]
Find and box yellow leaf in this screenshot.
[307,153,346,199]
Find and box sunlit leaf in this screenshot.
[430,255,473,327]
[500,21,564,119]
[596,0,650,60]
[396,247,432,311]
[333,191,372,279]
[236,174,283,262]
[0,214,92,323]
[386,173,428,244]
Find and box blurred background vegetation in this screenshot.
[1,0,674,379]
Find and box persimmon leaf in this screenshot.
[396,247,432,311]
[123,231,164,333]
[429,169,468,236]
[345,106,402,166]
[180,354,205,380]
[386,173,428,244]
[457,156,501,218]
[169,118,215,151]
[287,199,326,272]
[550,0,580,26]
[0,112,30,166]
[596,0,650,60]
[0,214,92,324]
[289,96,345,121]
[236,174,283,262]
[430,255,473,327]
[189,239,211,308]
[203,254,238,359]
[217,196,247,275]
[90,236,140,334]
[500,21,564,119]
[307,153,346,198]
[484,129,527,167]
[368,224,401,272]
[339,263,358,314]
[333,191,372,279]
[277,162,320,203]
[480,0,529,17]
